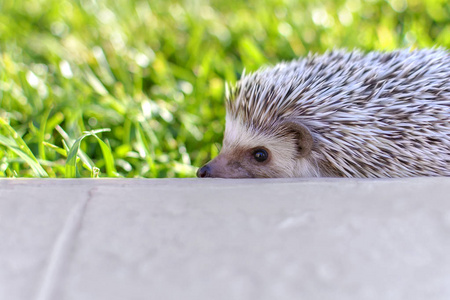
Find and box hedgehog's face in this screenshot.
[197,116,315,178]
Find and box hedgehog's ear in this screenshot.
[282,120,314,158]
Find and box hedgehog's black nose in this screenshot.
[197,165,212,178]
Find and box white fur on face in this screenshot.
[222,114,321,177]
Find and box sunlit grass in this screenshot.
[0,0,448,178]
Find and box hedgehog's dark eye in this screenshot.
[253,149,268,162]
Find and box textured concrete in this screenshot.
[1,178,450,300]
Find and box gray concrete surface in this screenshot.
[1,178,450,300]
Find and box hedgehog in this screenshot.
[197,49,450,178]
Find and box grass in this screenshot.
[0,0,449,178]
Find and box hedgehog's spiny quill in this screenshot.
[202,49,450,178]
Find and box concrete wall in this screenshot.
[1,178,450,300]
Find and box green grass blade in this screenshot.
[0,118,48,177]
[0,135,48,177]
[65,128,112,178]
[92,135,117,177]
[38,109,52,160]
[135,122,157,177]
[43,141,68,157]
[58,125,95,176]
[65,134,85,178]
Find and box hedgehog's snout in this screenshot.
[197,154,255,178]
[197,164,212,178]
[196,158,225,178]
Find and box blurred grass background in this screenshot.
[0,0,449,178]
